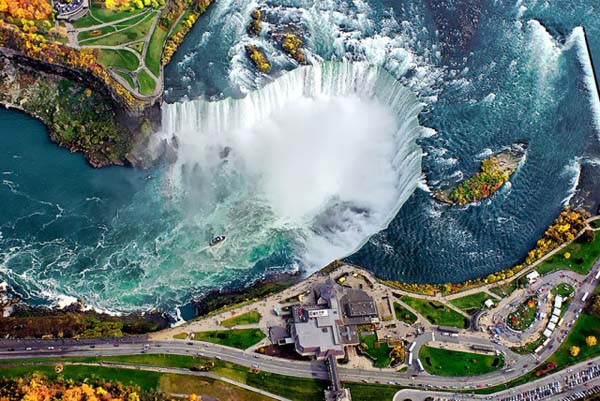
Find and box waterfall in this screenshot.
[157,61,425,271]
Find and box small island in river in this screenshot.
[434,143,527,205]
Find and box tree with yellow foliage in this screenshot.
[0,0,53,21]
[570,345,580,357]
[586,336,597,347]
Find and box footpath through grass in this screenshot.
[82,12,157,46]
[393,302,417,324]
[419,346,504,376]
[536,235,600,276]
[400,296,469,328]
[159,373,273,401]
[450,292,490,314]
[489,280,518,298]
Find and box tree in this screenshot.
[570,346,580,357]
[579,229,595,243]
[589,296,600,317]
[586,336,597,347]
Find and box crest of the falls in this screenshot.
[158,62,425,270]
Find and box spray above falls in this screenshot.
[158,62,425,271]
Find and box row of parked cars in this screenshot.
[566,364,600,388]
[498,381,561,401]
[559,385,600,401]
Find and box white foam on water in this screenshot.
[566,27,600,138]
[526,20,562,87]
[561,157,582,206]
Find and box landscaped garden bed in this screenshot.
[358,333,392,368]
[506,296,538,331]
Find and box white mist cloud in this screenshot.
[231,94,400,223]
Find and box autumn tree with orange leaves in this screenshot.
[0,0,52,21]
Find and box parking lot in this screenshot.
[566,365,600,388]
[559,385,600,401]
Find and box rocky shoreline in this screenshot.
[0,51,162,168]
[0,302,170,339]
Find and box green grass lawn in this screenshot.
[400,296,469,329]
[546,314,600,368]
[536,235,600,275]
[77,25,116,41]
[72,13,102,29]
[118,355,326,401]
[115,12,150,29]
[393,302,417,324]
[506,296,538,331]
[359,333,391,368]
[159,373,273,401]
[0,359,301,401]
[190,328,266,349]
[419,346,504,376]
[0,354,325,401]
[0,354,407,401]
[552,283,575,297]
[0,364,161,389]
[98,49,140,71]
[346,383,403,401]
[489,280,519,298]
[145,24,169,76]
[82,11,156,46]
[592,220,600,229]
[220,311,262,327]
[137,70,156,95]
[90,2,149,24]
[450,292,490,314]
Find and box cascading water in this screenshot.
[158,61,424,272]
